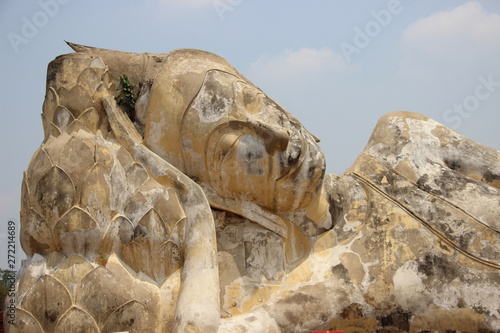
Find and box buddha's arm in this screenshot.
[102,95,220,332]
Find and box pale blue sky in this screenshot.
[1,0,499,268]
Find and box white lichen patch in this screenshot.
[393,260,431,312]
[191,72,234,123]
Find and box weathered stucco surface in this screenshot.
[6,43,500,333]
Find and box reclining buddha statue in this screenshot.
[7,43,500,333]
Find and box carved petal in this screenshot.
[117,209,169,281]
[125,163,149,192]
[54,207,100,259]
[124,191,149,226]
[22,275,72,332]
[41,113,53,141]
[53,105,75,132]
[81,163,111,230]
[56,86,69,103]
[54,307,99,333]
[54,255,94,297]
[95,144,114,174]
[21,209,55,256]
[59,84,95,118]
[154,191,186,233]
[77,67,101,94]
[89,56,106,69]
[77,266,132,327]
[153,240,183,284]
[101,300,153,333]
[17,252,67,305]
[116,146,134,169]
[33,166,75,227]
[16,261,43,304]
[99,215,133,260]
[65,119,93,135]
[41,132,68,164]
[45,251,67,270]
[78,107,100,133]
[26,147,53,193]
[42,87,59,127]
[20,174,30,250]
[101,70,113,89]
[137,209,168,249]
[8,308,43,333]
[59,135,94,192]
[120,240,151,278]
[54,307,100,333]
[48,122,63,138]
[109,163,129,212]
[92,82,108,118]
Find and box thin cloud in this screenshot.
[402,1,500,56]
[400,1,500,75]
[249,48,351,81]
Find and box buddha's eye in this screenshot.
[236,134,266,163]
[235,134,266,176]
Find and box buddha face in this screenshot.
[179,70,326,212]
[144,51,325,213]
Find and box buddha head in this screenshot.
[144,49,326,213]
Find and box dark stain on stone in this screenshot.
[417,252,459,283]
[378,308,411,332]
[152,55,164,63]
[283,310,296,323]
[133,224,148,239]
[457,297,466,308]
[119,220,134,244]
[282,292,316,305]
[46,55,66,85]
[483,169,499,183]
[340,303,363,319]
[472,304,490,316]
[435,169,476,194]
[416,174,443,196]
[444,159,462,171]
[331,263,350,283]
[45,309,59,323]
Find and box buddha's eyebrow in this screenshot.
[248,120,290,154]
[226,120,289,154]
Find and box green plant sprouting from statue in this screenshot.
[115,74,136,121]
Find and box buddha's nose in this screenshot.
[248,120,290,154]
